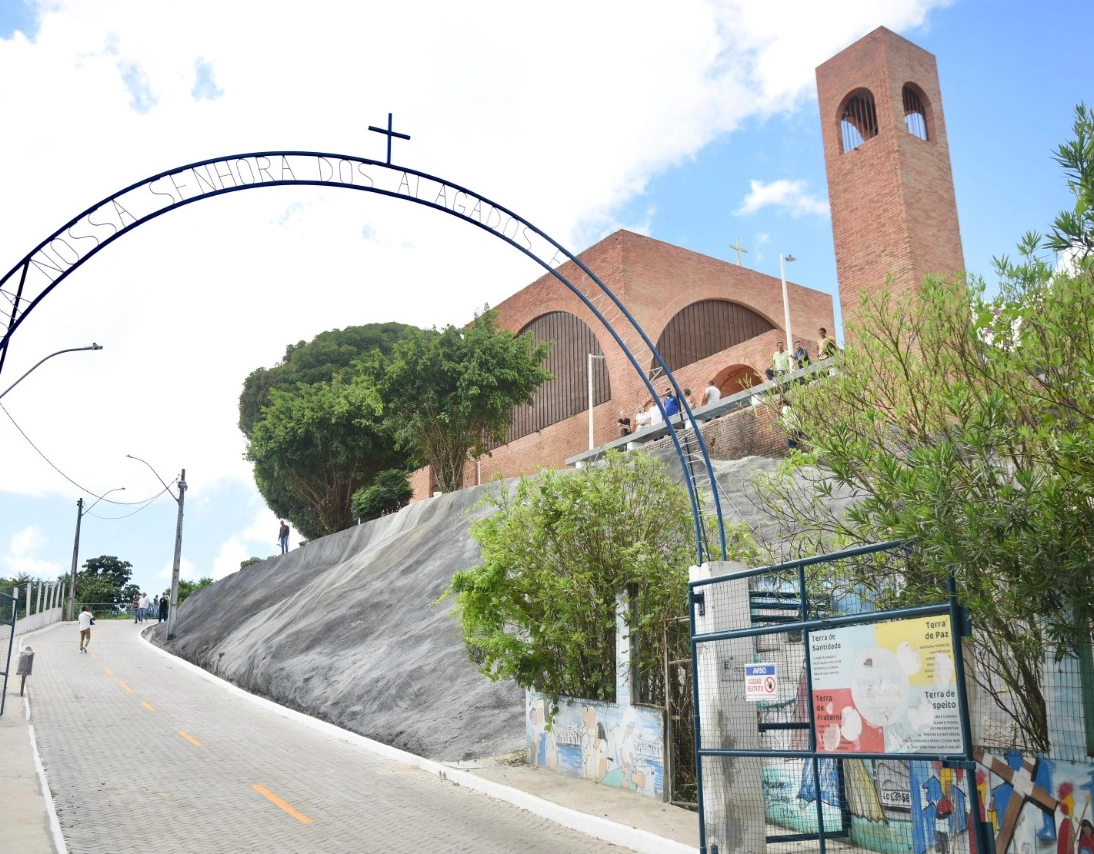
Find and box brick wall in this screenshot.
[406,232,831,500]
[816,26,964,332]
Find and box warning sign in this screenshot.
[745,664,777,701]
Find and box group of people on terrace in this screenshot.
[765,327,839,381]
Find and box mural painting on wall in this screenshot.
[977,749,1094,854]
[525,694,665,799]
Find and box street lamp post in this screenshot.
[67,487,125,620]
[588,353,605,450]
[127,455,186,640]
[780,254,797,352]
[0,344,102,402]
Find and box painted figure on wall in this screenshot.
[579,704,608,782]
[529,697,558,771]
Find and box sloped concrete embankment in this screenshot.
[154,482,525,762]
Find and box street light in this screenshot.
[0,343,102,402]
[67,487,125,621]
[126,455,186,640]
[588,353,605,450]
[780,254,797,354]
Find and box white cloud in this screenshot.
[734,179,830,218]
[157,556,195,587]
[0,0,950,507]
[210,508,283,580]
[3,524,62,578]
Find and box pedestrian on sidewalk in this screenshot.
[158,595,168,622]
[138,591,149,623]
[278,519,290,554]
[78,606,94,653]
[132,594,140,623]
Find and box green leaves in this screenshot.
[376,309,552,492]
[447,452,757,710]
[756,105,1094,751]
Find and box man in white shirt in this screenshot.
[78,606,93,652]
[700,381,721,406]
[137,592,149,624]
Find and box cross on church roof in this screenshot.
[368,112,411,166]
[729,237,748,266]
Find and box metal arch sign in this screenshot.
[0,123,730,562]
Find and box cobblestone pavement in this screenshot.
[29,620,630,854]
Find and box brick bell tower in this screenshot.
[816,27,965,332]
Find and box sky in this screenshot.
[0,0,1089,598]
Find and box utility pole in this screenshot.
[67,498,83,621]
[167,469,186,640]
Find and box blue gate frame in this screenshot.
[0,126,730,563]
[688,541,993,854]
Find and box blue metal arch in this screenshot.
[0,151,728,562]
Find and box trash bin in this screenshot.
[16,646,33,696]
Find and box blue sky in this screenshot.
[0,0,1089,598]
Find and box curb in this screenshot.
[140,632,697,854]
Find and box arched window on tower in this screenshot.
[839,89,878,153]
[902,84,929,141]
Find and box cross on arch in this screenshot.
[368,112,411,165]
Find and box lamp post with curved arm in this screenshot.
[126,455,186,640]
[0,344,102,402]
[67,487,125,621]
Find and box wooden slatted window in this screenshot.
[650,299,775,374]
[507,312,610,441]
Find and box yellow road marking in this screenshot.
[252,784,314,824]
[178,731,203,747]
[89,652,97,659]
[140,700,155,712]
[103,667,113,676]
[118,681,133,694]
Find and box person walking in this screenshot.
[132,594,140,623]
[137,592,149,624]
[278,519,290,554]
[158,594,169,622]
[78,606,94,653]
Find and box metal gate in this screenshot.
[1,590,18,716]
[688,541,992,854]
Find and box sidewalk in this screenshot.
[1,622,699,854]
[0,670,60,853]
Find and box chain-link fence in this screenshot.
[689,542,988,854]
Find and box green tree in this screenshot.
[375,309,552,493]
[240,557,263,569]
[351,468,413,522]
[57,555,134,607]
[177,577,214,605]
[446,452,758,708]
[239,323,420,438]
[756,105,1094,751]
[246,375,408,538]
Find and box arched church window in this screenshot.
[650,299,774,374]
[902,84,929,140]
[506,311,609,441]
[839,89,878,153]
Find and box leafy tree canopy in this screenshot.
[239,322,421,438]
[176,576,214,605]
[373,309,552,492]
[351,468,413,522]
[757,104,1094,751]
[446,452,758,709]
[56,555,136,607]
[246,375,409,538]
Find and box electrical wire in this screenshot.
[86,482,173,520]
[0,401,173,506]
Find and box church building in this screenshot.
[410,26,965,499]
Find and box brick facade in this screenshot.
[816,26,965,330]
[411,230,833,498]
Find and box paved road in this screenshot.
[28,620,628,854]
